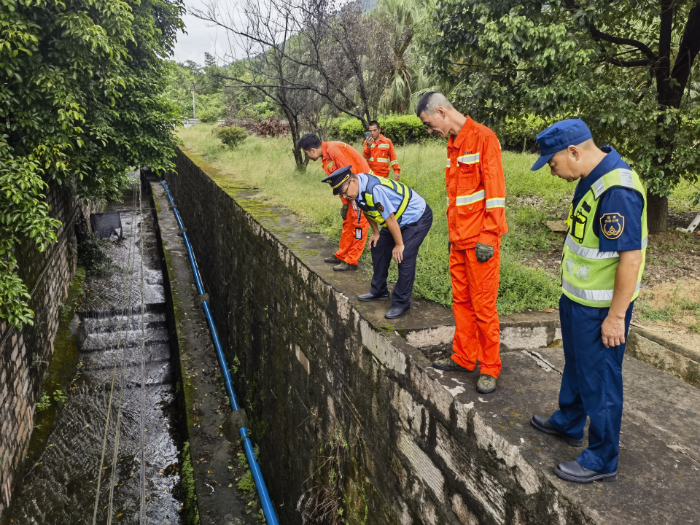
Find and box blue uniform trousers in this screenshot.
[370,206,432,308]
[549,294,633,474]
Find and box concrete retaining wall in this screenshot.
[0,183,94,516]
[165,149,599,524]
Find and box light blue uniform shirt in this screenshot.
[356,173,426,226]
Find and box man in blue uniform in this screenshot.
[322,165,433,319]
[529,120,647,483]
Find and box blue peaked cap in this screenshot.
[322,165,354,195]
[530,119,593,171]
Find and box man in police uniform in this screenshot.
[322,165,433,319]
[529,120,646,484]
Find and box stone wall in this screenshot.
[165,149,595,525]
[0,182,94,516]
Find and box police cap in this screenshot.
[321,165,354,195]
[531,119,593,171]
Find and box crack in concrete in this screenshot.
[520,349,563,375]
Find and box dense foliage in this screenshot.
[0,0,184,327]
[424,0,700,232]
[330,115,431,143]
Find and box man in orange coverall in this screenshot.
[363,120,401,181]
[297,133,370,271]
[416,92,508,394]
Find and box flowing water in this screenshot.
[8,179,184,524]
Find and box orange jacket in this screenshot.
[322,141,370,177]
[363,135,400,178]
[446,117,508,250]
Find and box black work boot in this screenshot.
[324,255,343,264]
[530,415,584,447]
[333,262,357,272]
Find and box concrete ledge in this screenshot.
[627,327,700,388]
[165,148,700,524]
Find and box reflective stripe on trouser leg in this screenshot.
[335,205,368,265]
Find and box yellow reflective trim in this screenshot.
[455,190,485,206]
[378,144,390,149]
[486,198,505,208]
[376,158,389,163]
[390,160,399,166]
[457,153,480,165]
[446,159,451,168]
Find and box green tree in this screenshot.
[424,0,700,232]
[0,0,184,327]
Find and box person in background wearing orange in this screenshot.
[297,133,370,272]
[416,92,508,394]
[363,120,401,181]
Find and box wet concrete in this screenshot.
[7,181,184,524]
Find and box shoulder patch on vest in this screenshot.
[601,212,624,239]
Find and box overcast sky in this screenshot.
[172,1,228,65]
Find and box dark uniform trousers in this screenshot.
[370,206,433,309]
[549,294,634,474]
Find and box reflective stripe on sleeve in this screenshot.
[446,159,451,168]
[455,189,485,206]
[390,160,399,166]
[485,198,505,209]
[369,157,375,161]
[457,152,480,165]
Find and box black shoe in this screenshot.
[358,292,390,302]
[385,305,410,319]
[530,415,584,447]
[333,262,357,272]
[554,460,617,484]
[432,357,473,372]
[324,256,343,264]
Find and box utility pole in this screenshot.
[191,81,196,119]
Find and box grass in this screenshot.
[176,124,691,314]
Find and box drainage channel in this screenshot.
[160,180,279,525]
[7,179,184,523]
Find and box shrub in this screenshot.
[197,109,221,123]
[330,114,430,143]
[214,125,248,149]
[254,116,290,137]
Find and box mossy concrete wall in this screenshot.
[165,149,600,524]
[0,183,96,518]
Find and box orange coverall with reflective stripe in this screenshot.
[322,142,370,265]
[363,135,400,178]
[446,118,508,378]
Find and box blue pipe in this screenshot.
[240,428,278,525]
[181,231,205,295]
[202,300,239,410]
[160,180,279,525]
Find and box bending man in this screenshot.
[322,166,432,319]
[298,133,370,272]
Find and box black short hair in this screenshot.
[297,133,322,151]
[368,120,380,129]
[415,92,437,117]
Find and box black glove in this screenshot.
[340,204,349,220]
[475,242,494,263]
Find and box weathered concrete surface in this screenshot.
[627,326,700,388]
[164,148,700,524]
[147,174,258,524]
